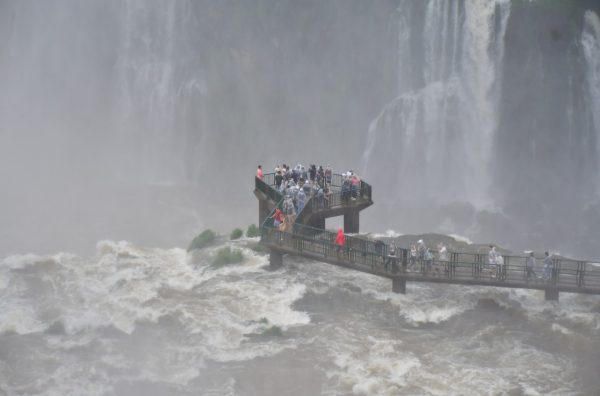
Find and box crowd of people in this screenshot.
[257,163,363,232]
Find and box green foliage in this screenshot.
[246,224,261,238]
[187,229,216,251]
[230,228,244,240]
[212,247,244,266]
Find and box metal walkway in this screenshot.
[255,174,600,301]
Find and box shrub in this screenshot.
[212,247,244,266]
[230,228,244,240]
[187,229,216,251]
[246,224,261,238]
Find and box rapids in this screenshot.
[1,237,599,395]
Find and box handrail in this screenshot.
[260,225,600,290]
[256,171,600,291]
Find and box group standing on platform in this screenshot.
[260,163,363,232]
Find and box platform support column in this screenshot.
[309,216,325,230]
[259,200,270,225]
[545,288,559,301]
[270,249,283,270]
[344,211,360,234]
[392,277,406,294]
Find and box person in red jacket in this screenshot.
[335,228,345,257]
[256,165,263,180]
[271,208,283,228]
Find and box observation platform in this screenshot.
[254,173,600,301]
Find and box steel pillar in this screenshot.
[308,216,325,230]
[545,288,559,301]
[344,211,359,234]
[270,249,283,270]
[392,277,406,294]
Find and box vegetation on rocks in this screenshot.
[212,246,244,266]
[230,228,244,240]
[187,229,216,251]
[246,224,261,238]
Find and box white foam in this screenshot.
[1,253,45,269]
[0,303,48,335]
[371,229,403,239]
[449,234,473,245]
[325,333,421,395]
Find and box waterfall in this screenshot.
[115,0,206,184]
[582,10,600,194]
[362,0,510,208]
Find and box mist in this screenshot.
[2,2,600,395]
[1,0,599,258]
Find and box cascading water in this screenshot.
[362,0,510,210]
[115,0,207,184]
[582,10,600,194]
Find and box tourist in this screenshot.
[525,252,537,281]
[325,164,332,185]
[309,164,317,181]
[385,241,397,272]
[424,247,433,274]
[302,179,312,197]
[409,244,417,271]
[342,176,351,202]
[335,228,346,257]
[297,187,306,214]
[488,245,504,279]
[272,208,283,229]
[437,243,448,276]
[417,239,426,260]
[256,165,263,180]
[543,252,553,280]
[275,168,283,189]
[351,174,360,199]
[488,245,498,266]
[317,187,325,209]
[283,196,296,226]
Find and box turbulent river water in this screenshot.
[1,236,599,396]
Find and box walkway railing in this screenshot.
[261,222,600,293]
[257,173,600,294]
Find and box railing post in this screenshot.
[343,211,360,234]
[552,258,560,284]
[450,252,458,278]
[577,261,585,287]
[545,288,559,301]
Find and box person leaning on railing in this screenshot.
[271,208,283,229]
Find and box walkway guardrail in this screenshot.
[257,172,600,294]
[261,222,600,293]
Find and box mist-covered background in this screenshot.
[1,0,600,258]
